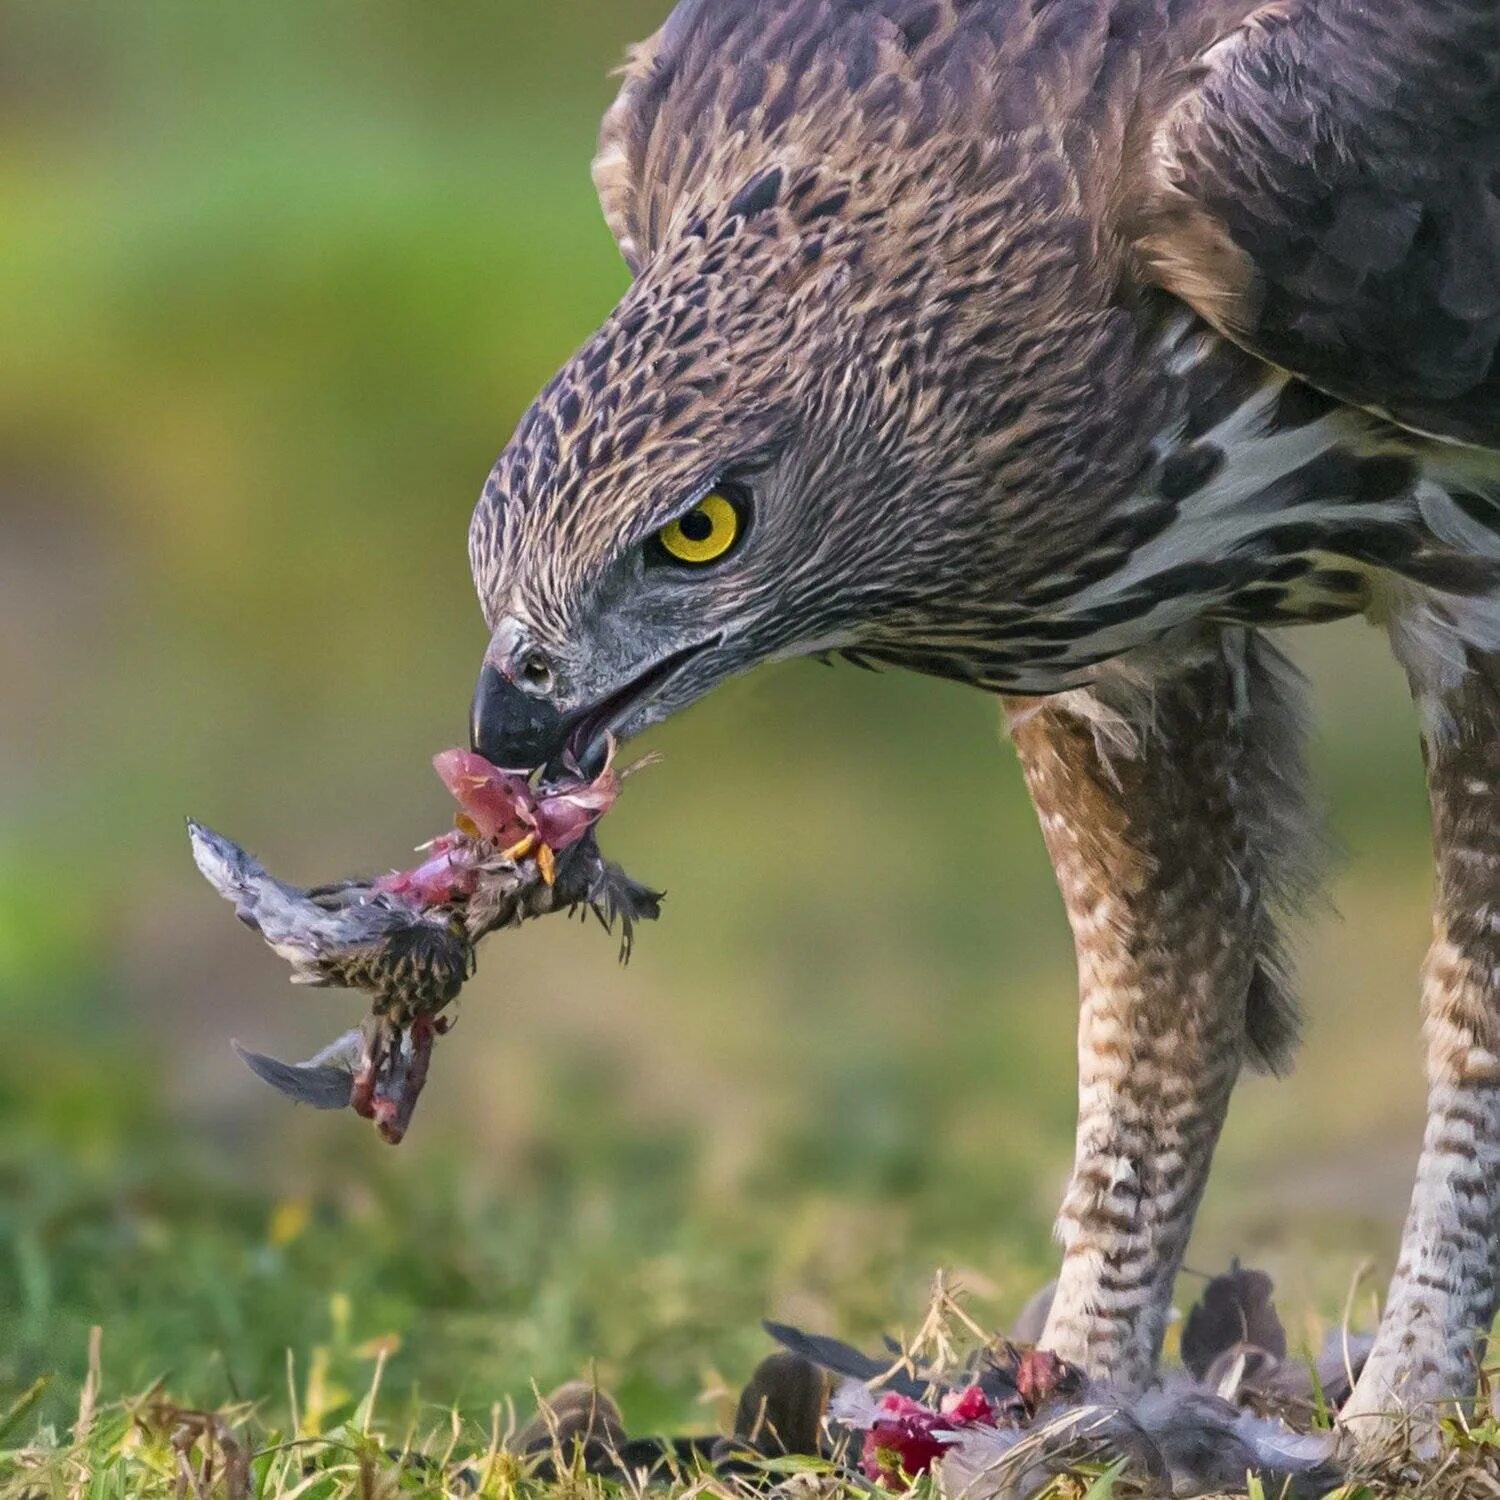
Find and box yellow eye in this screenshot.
[657,491,741,565]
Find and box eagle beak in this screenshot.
[469,638,718,775]
[469,664,571,771]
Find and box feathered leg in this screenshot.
[1343,645,1500,1445]
[1006,628,1314,1393]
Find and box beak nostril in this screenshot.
[519,653,554,693]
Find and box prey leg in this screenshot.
[372,1013,437,1145]
[350,1022,386,1121]
[1007,629,1315,1392]
[1343,647,1500,1444]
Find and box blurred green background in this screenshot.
[0,0,1445,1443]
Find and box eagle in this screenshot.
[463,0,1500,1449]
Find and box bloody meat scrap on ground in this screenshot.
[189,743,660,1143]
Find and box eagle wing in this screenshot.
[592,0,742,276]
[1139,0,1500,449]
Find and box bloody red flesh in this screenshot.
[372,832,479,904]
[372,749,624,910]
[432,748,620,854]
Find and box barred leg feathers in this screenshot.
[1006,626,1319,1391]
[1342,645,1500,1448]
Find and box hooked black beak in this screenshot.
[469,641,716,775]
[469,666,571,771]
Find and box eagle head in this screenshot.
[468,139,1147,771]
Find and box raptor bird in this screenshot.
[464,0,1500,1448]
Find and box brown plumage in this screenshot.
[462,0,1500,1452]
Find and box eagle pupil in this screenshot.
[680,508,714,542]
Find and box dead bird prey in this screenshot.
[767,1264,1349,1498]
[190,746,659,1143]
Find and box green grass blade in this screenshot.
[0,1375,53,1446]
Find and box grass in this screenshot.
[7,1283,1500,1500]
[0,1075,1494,1500]
[0,1039,1055,1488]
